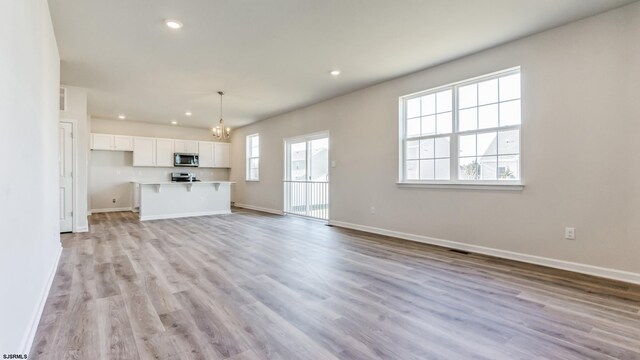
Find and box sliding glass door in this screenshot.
[284,133,329,220]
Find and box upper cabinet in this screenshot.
[91,133,133,151]
[198,141,215,168]
[91,133,113,150]
[199,141,230,168]
[113,135,134,151]
[214,143,230,168]
[91,133,230,168]
[132,137,173,167]
[155,138,174,167]
[133,137,155,166]
[174,140,198,154]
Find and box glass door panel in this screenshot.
[285,134,329,220]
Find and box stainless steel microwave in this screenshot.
[174,153,199,167]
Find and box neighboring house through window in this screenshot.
[400,68,521,185]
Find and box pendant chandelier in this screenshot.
[213,91,230,140]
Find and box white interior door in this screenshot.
[59,122,73,232]
[284,133,329,220]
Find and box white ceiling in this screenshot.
[49,0,636,129]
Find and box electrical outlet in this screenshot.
[565,227,575,240]
[112,198,116,204]
[370,206,376,214]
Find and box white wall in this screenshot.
[0,0,61,353]
[230,3,640,280]
[60,86,89,232]
[89,118,229,211]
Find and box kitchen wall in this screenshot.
[229,2,640,280]
[89,118,229,211]
[0,0,61,353]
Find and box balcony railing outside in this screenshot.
[284,180,329,220]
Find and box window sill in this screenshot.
[396,182,524,191]
[245,179,260,182]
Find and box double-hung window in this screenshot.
[400,68,521,186]
[246,133,260,181]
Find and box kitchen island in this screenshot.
[132,181,234,221]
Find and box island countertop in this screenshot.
[132,181,235,185]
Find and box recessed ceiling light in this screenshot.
[165,19,183,29]
[118,114,126,119]
[185,111,192,116]
[171,121,178,125]
[330,70,341,76]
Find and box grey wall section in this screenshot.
[89,118,230,211]
[229,3,640,276]
[0,0,61,353]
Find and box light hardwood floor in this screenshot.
[31,210,640,359]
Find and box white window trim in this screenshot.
[397,182,523,191]
[398,67,523,190]
[246,133,260,182]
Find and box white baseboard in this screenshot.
[90,207,133,213]
[140,210,232,221]
[329,220,640,286]
[22,245,63,354]
[234,203,284,216]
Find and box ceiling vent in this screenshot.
[59,87,67,111]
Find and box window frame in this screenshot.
[246,133,260,182]
[398,67,523,190]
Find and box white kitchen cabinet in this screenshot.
[174,140,198,154]
[113,135,133,151]
[198,141,215,168]
[91,133,113,150]
[214,142,230,168]
[187,141,199,153]
[155,138,174,167]
[91,133,133,151]
[126,136,229,169]
[133,137,155,166]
